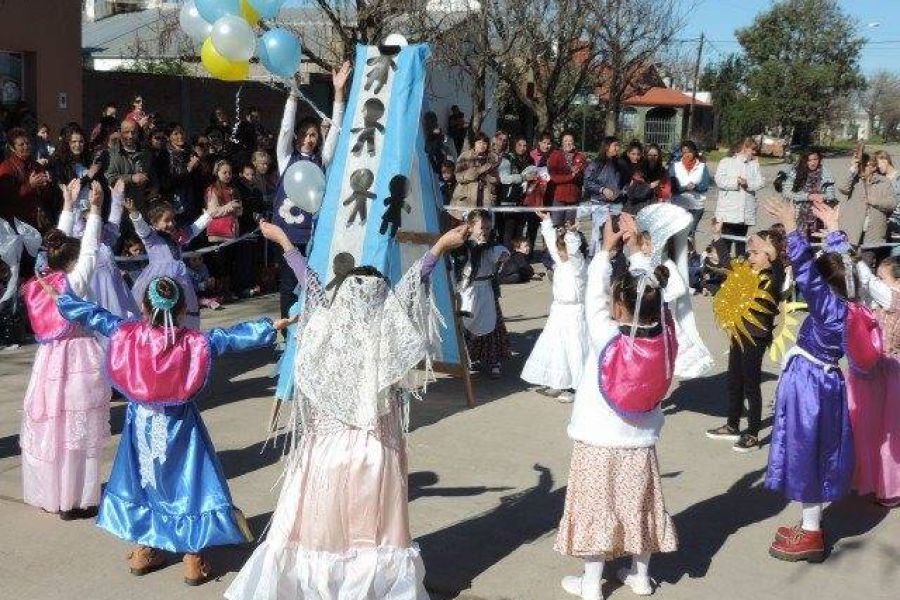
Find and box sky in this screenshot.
[281,0,899,74]
[682,0,900,74]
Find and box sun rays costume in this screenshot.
[19,212,111,513]
[765,230,855,503]
[55,277,275,553]
[630,203,713,379]
[226,253,441,599]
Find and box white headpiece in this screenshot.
[296,259,439,430]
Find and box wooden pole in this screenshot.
[686,33,704,138]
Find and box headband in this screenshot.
[148,276,180,344]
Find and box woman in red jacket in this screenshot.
[547,131,587,226]
[0,127,52,231]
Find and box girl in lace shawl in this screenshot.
[227,224,469,600]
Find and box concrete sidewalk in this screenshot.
[0,278,897,600]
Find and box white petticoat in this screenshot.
[225,542,427,600]
[521,302,589,390]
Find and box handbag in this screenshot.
[207,214,237,239]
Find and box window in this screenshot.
[0,51,23,107]
[619,107,637,131]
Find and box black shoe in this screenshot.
[59,506,99,521]
[705,424,741,441]
[733,434,760,453]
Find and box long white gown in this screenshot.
[521,221,590,390]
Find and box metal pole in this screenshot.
[687,33,704,138]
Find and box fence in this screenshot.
[643,116,678,147]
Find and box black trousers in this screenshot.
[726,336,771,437]
[721,222,749,257]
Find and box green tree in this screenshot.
[735,0,864,145]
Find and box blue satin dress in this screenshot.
[274,299,301,402]
[764,232,854,503]
[58,294,276,553]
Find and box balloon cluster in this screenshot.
[179,0,303,82]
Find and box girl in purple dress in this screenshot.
[762,198,856,563]
[126,197,237,329]
[56,178,139,329]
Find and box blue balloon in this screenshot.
[259,28,302,79]
[195,0,240,23]
[248,0,287,19]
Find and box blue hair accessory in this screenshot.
[823,231,851,255]
[147,277,180,344]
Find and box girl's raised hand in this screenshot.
[333,61,352,96]
[89,181,104,212]
[259,219,291,248]
[812,199,840,233]
[436,224,469,254]
[762,197,796,232]
[602,217,623,253]
[112,177,126,197]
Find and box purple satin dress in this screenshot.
[765,231,854,503]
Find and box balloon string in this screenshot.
[230,84,243,145]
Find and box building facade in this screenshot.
[0,1,82,135]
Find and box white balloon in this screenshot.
[179,0,213,45]
[284,161,326,214]
[382,33,408,48]
[210,15,257,62]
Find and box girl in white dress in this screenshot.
[521,211,589,402]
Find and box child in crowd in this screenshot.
[185,255,223,310]
[847,252,900,507]
[440,159,457,205]
[455,209,510,378]
[688,239,703,294]
[498,237,536,284]
[127,195,236,329]
[761,198,855,563]
[706,229,785,452]
[555,219,677,600]
[19,182,111,519]
[701,244,727,296]
[120,237,146,287]
[48,275,279,584]
[522,212,589,403]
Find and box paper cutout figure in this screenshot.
[324,252,356,298]
[365,45,401,94]
[379,175,411,238]
[343,169,376,226]
[351,98,385,157]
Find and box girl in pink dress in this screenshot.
[19,181,111,519]
[847,256,900,507]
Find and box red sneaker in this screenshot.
[769,528,825,563]
[775,523,801,542]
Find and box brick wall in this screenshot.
[82,70,331,136]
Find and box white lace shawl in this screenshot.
[294,257,441,431]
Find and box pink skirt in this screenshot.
[226,407,427,599]
[848,357,900,501]
[555,443,677,559]
[20,336,111,512]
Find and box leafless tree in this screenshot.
[858,71,900,139]
[594,0,693,135]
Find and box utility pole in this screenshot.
[686,33,704,138]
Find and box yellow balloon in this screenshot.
[201,37,249,81]
[241,0,261,24]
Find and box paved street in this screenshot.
[0,149,898,600]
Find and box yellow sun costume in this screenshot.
[713,260,777,348]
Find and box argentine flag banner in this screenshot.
[307,42,462,368]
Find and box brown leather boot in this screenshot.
[128,546,165,576]
[183,553,212,586]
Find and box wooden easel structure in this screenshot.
[396,230,476,408]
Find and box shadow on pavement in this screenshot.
[665,370,778,419]
[418,464,564,598]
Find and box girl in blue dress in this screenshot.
[49,275,282,585]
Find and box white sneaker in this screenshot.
[561,575,601,600]
[557,391,575,403]
[616,567,653,596]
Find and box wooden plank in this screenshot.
[396,230,441,245]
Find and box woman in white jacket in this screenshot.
[714,138,765,256]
